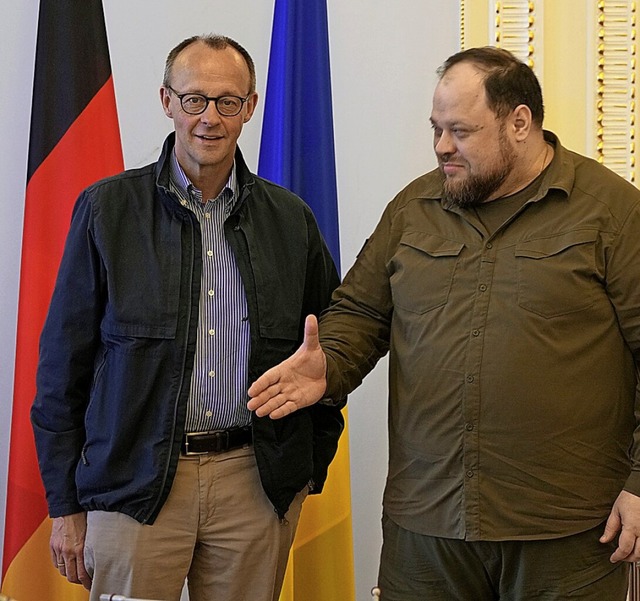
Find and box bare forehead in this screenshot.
[431,63,490,119]
[171,43,250,87]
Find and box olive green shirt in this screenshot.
[321,132,640,540]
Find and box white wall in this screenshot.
[0,2,459,599]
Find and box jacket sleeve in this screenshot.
[31,189,106,517]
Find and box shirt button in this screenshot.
[205,410,213,418]
[180,200,188,207]
[465,423,474,431]
[205,213,211,219]
[208,329,215,336]
[486,242,493,249]
[472,329,480,337]
[207,250,213,257]
[466,374,475,383]
[479,284,487,292]
[208,370,215,377]
[208,289,215,296]
[466,470,474,478]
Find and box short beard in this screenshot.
[440,126,516,209]
[442,166,511,209]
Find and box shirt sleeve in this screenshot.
[320,200,396,402]
[604,201,640,496]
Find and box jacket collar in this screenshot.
[154,132,256,203]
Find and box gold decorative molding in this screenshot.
[492,1,540,71]
[461,0,467,49]
[596,0,636,182]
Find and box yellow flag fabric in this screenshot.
[279,412,355,601]
[2,519,88,600]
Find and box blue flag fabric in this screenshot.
[259,4,355,600]
[258,0,341,269]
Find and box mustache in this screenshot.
[437,151,459,164]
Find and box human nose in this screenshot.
[434,129,455,157]
[200,100,222,125]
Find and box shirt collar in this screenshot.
[416,130,572,206]
[168,149,238,209]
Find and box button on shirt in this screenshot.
[321,131,640,541]
[169,152,251,431]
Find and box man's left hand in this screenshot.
[601,489,640,563]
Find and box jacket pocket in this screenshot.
[515,230,598,318]
[390,232,464,314]
[100,317,176,356]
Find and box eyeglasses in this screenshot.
[167,86,251,117]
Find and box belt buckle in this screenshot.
[183,431,215,456]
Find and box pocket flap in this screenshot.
[101,317,176,339]
[400,232,464,258]
[515,230,597,259]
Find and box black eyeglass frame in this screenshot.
[166,85,251,117]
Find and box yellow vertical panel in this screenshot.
[462,0,492,48]
[541,0,590,155]
[460,0,591,156]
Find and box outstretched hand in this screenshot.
[248,315,327,419]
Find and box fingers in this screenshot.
[50,512,91,588]
[609,532,640,563]
[258,399,299,420]
[247,313,327,418]
[250,386,301,418]
[599,515,619,544]
[55,555,77,581]
[247,314,319,401]
[609,529,636,563]
[302,314,320,350]
[54,554,92,590]
[247,368,283,401]
[601,491,640,563]
[77,556,93,591]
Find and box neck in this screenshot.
[187,163,233,202]
[534,141,552,177]
[490,138,552,201]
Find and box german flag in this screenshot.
[2,2,123,598]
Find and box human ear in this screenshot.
[160,87,173,118]
[512,104,532,140]
[243,92,259,123]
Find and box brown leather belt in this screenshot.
[182,426,252,455]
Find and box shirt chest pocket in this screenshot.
[390,232,464,314]
[515,230,598,318]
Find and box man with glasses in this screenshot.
[31,34,344,601]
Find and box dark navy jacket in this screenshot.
[31,134,344,523]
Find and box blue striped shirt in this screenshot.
[169,152,251,431]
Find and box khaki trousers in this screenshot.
[84,446,306,601]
